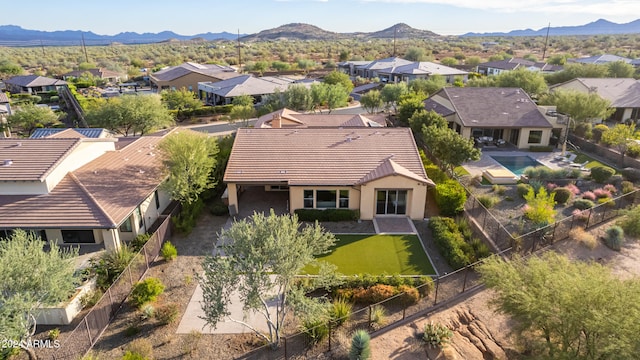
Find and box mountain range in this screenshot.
[1,19,639,47]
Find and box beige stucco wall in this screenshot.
[359,175,427,220]
[152,73,223,93]
[518,127,552,149]
[289,186,360,213]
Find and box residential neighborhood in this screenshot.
[2,14,640,360]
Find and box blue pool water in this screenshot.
[491,156,543,176]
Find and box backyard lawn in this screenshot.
[303,234,436,275]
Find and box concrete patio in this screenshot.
[461,150,567,179]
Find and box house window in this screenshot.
[119,216,133,232]
[316,190,337,209]
[528,130,543,144]
[62,230,95,243]
[136,207,144,229]
[339,190,349,208]
[303,190,314,208]
[154,190,160,210]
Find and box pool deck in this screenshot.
[462,150,565,178]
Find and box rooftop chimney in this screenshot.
[272,113,282,129]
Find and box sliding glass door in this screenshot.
[376,190,408,215]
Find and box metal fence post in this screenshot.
[84,317,93,345]
[368,305,372,326]
[127,266,134,286]
[585,208,592,228]
[143,246,149,270]
[433,277,440,305]
[462,266,469,293]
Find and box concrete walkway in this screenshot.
[373,217,417,234]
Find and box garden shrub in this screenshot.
[603,184,617,195]
[574,122,592,139]
[352,284,397,304]
[517,183,533,199]
[124,339,153,360]
[469,239,491,261]
[414,276,434,297]
[592,124,609,143]
[477,194,499,208]
[130,233,150,252]
[597,197,615,207]
[349,330,371,360]
[89,245,136,290]
[160,241,177,261]
[574,199,595,210]
[569,227,597,249]
[48,328,60,341]
[155,303,179,325]
[590,166,615,183]
[565,183,580,195]
[553,187,574,205]
[492,184,507,195]
[330,298,353,326]
[209,200,229,216]
[621,181,635,194]
[618,206,640,238]
[422,322,453,349]
[397,285,420,306]
[435,180,466,216]
[456,218,473,241]
[294,208,359,222]
[593,188,611,199]
[424,164,449,184]
[369,305,387,329]
[582,191,596,201]
[172,198,205,234]
[622,167,640,183]
[302,318,329,345]
[524,166,568,180]
[130,277,165,307]
[604,225,624,251]
[80,289,103,309]
[626,143,640,158]
[428,217,471,269]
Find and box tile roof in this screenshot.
[0,92,9,103]
[63,68,122,79]
[30,128,113,139]
[428,87,553,128]
[570,54,632,65]
[357,158,430,185]
[224,128,431,186]
[551,78,640,108]
[199,75,306,97]
[5,75,67,88]
[478,58,563,72]
[151,62,237,82]
[255,109,386,128]
[392,62,468,76]
[0,138,81,181]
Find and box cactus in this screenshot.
[349,330,371,360]
[605,225,624,251]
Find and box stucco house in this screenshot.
[4,75,67,94]
[476,58,563,76]
[150,62,239,92]
[568,54,634,66]
[0,132,174,251]
[338,57,468,84]
[223,128,434,220]
[198,74,316,105]
[255,108,386,128]
[62,68,125,83]
[549,78,640,123]
[424,87,559,149]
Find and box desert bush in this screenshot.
[517,183,533,198]
[130,233,150,252]
[626,143,640,158]
[492,184,507,195]
[397,285,420,306]
[604,184,617,195]
[429,217,471,269]
[80,289,103,309]
[593,188,611,199]
[293,208,359,222]
[302,318,329,345]
[349,330,371,360]
[469,238,491,260]
[477,194,500,208]
[592,124,609,143]
[565,183,581,195]
[582,191,596,201]
[621,167,640,182]
[605,225,624,251]
[553,187,574,205]
[369,305,387,329]
[422,322,454,349]
[160,241,177,261]
[130,277,165,307]
[572,209,590,222]
[330,298,353,326]
[435,180,466,216]
[590,166,615,183]
[621,181,635,194]
[574,199,595,210]
[569,227,597,249]
[48,328,60,340]
[352,284,397,304]
[415,276,434,297]
[124,339,153,360]
[618,206,640,238]
[124,325,140,337]
[141,303,155,320]
[155,303,179,325]
[89,245,136,290]
[172,198,204,234]
[524,166,568,180]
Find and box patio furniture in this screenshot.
[495,139,506,147]
[562,154,577,164]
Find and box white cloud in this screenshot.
[358,0,640,17]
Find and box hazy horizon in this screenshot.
[4,0,640,36]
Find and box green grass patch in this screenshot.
[454,166,470,176]
[304,235,436,275]
[572,152,620,172]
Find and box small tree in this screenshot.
[158,130,219,205]
[284,84,313,111]
[199,211,340,348]
[323,70,354,94]
[408,110,447,140]
[601,123,635,167]
[380,83,408,113]
[539,89,613,125]
[409,76,446,97]
[396,93,426,126]
[422,125,481,175]
[523,187,556,227]
[85,94,174,136]
[160,87,202,121]
[359,90,383,114]
[229,95,256,127]
[7,103,59,136]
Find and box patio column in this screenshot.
[102,228,122,252]
[227,183,239,216]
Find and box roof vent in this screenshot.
[279,170,287,174]
[139,170,145,174]
[148,152,155,156]
[1,159,13,167]
[15,142,22,147]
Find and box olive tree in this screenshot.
[6,103,60,136]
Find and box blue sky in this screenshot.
[3,0,640,36]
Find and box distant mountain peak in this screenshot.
[462,18,640,37]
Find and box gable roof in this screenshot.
[63,68,122,79]
[392,61,468,76]
[550,78,640,108]
[570,54,632,65]
[199,75,306,97]
[255,109,386,128]
[30,128,113,139]
[357,158,429,185]
[0,138,81,181]
[0,92,9,103]
[426,87,552,128]
[478,58,563,72]
[5,75,67,88]
[224,128,432,186]
[151,62,237,82]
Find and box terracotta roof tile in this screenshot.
[0,138,81,181]
[358,158,434,185]
[224,128,430,186]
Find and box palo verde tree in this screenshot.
[601,123,636,167]
[6,103,60,136]
[85,94,174,136]
[359,89,383,114]
[477,252,640,359]
[0,230,78,359]
[158,129,219,205]
[539,89,613,125]
[199,210,340,348]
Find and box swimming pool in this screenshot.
[491,156,543,176]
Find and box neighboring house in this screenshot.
[476,58,563,76]
[30,127,114,139]
[62,68,125,83]
[0,92,11,138]
[223,128,434,220]
[568,54,633,65]
[549,78,640,123]
[198,74,316,105]
[255,108,386,128]
[149,62,239,92]
[4,75,67,94]
[338,57,468,84]
[0,133,174,252]
[424,87,558,149]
